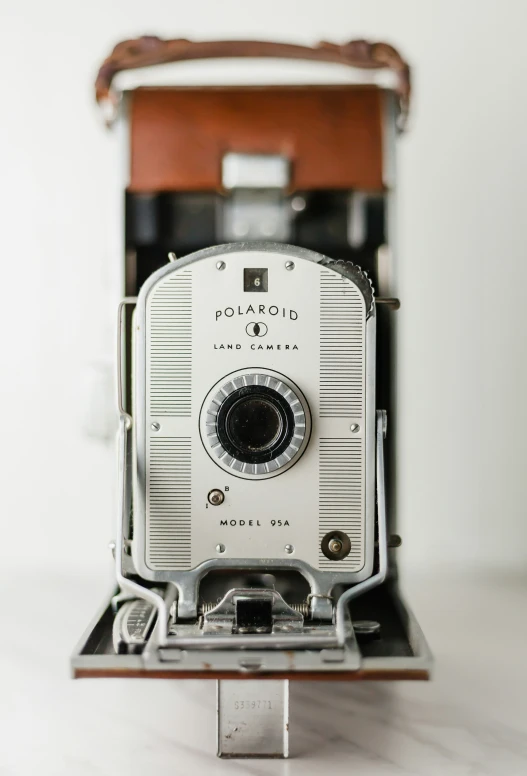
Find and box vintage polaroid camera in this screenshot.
[73,35,432,759]
[130,241,378,616]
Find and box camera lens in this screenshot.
[226,396,283,454]
[215,384,296,465]
[202,373,310,475]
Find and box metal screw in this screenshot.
[284,544,294,554]
[291,196,306,212]
[285,261,295,271]
[168,252,177,262]
[354,620,381,639]
[328,538,343,554]
[108,541,116,559]
[321,531,351,561]
[216,544,226,554]
[208,489,225,506]
[350,424,360,433]
[216,261,226,271]
[151,422,160,431]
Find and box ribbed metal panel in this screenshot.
[147,269,192,416]
[147,437,192,570]
[318,438,364,571]
[319,270,365,418]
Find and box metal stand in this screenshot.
[217,680,289,758]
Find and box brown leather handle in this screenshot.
[95,36,411,128]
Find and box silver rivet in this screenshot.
[291,196,306,212]
[216,261,226,271]
[151,422,160,431]
[168,252,177,262]
[216,543,226,553]
[350,424,360,433]
[284,544,294,554]
[208,489,225,506]
[285,261,295,271]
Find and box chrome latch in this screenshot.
[202,589,304,635]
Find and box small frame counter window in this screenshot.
[244,268,268,292]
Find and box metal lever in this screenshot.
[115,417,169,643]
[115,298,169,644]
[335,409,388,645]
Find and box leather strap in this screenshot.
[95,36,411,128]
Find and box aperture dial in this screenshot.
[200,371,311,478]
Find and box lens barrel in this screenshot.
[217,385,295,464]
[202,372,310,477]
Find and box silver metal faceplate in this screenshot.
[132,243,375,584]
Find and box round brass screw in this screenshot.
[328,538,343,554]
[321,530,351,561]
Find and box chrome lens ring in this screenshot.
[201,371,310,478]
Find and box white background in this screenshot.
[1,0,526,578]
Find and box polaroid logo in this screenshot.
[215,305,298,321]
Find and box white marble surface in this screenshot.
[1,567,526,775]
